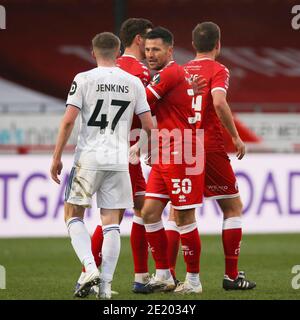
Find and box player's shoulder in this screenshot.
[158,60,183,77]
[150,61,185,87]
[185,59,228,72]
[73,67,100,83]
[118,55,149,71]
[213,60,229,74]
[117,55,150,82]
[132,57,149,72]
[117,67,145,88]
[72,69,90,80]
[163,60,180,70]
[116,55,134,69]
[132,59,150,79]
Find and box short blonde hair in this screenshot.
[92,32,120,59]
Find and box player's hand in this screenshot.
[144,154,152,167]
[191,75,207,95]
[129,144,140,165]
[232,136,246,160]
[50,158,63,184]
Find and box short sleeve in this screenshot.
[134,79,151,115]
[139,65,151,87]
[66,73,85,109]
[211,66,230,94]
[146,64,178,101]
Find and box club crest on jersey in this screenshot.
[69,81,77,96]
[151,74,160,86]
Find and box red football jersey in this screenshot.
[184,58,230,152]
[146,61,202,164]
[117,55,151,130]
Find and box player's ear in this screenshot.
[135,34,142,45]
[192,41,196,51]
[116,47,121,58]
[168,46,173,57]
[91,50,96,60]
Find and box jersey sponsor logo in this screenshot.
[208,185,229,191]
[69,81,77,96]
[150,73,160,86]
[184,65,202,71]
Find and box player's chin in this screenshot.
[148,61,159,70]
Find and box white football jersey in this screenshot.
[66,66,150,171]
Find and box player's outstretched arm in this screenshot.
[129,111,154,165]
[139,110,154,137]
[212,90,245,160]
[50,105,80,184]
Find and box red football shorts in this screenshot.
[204,151,239,199]
[129,162,146,197]
[145,164,204,210]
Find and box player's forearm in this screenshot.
[137,124,153,155]
[53,122,74,160]
[137,111,155,150]
[214,101,239,139]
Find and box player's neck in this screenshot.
[195,52,216,60]
[96,58,116,67]
[123,47,143,61]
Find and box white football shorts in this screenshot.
[65,166,133,209]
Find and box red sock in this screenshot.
[145,221,169,270]
[82,225,103,272]
[180,225,201,273]
[222,228,242,280]
[166,229,180,279]
[131,217,148,273]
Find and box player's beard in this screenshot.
[149,60,167,71]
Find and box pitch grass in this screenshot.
[0,234,300,300]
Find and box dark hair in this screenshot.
[145,26,174,46]
[119,18,153,47]
[192,22,220,52]
[92,32,120,58]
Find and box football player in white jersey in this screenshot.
[50,32,154,299]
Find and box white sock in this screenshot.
[186,272,200,285]
[66,217,97,273]
[156,269,172,280]
[165,220,180,232]
[77,272,86,284]
[223,216,242,230]
[133,215,144,225]
[101,224,121,282]
[134,273,150,283]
